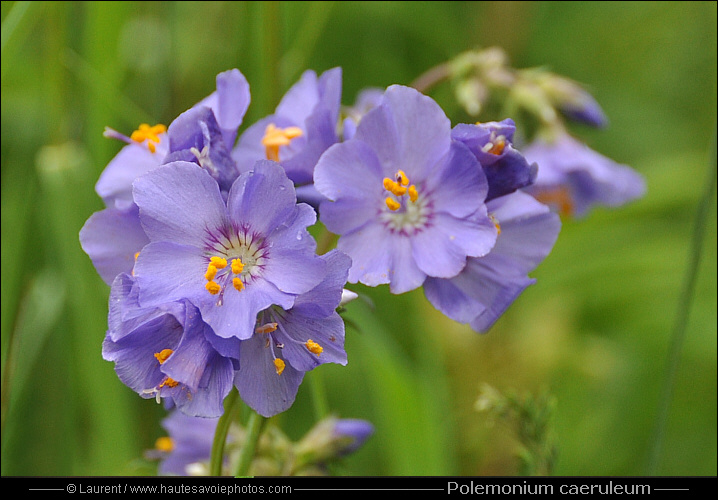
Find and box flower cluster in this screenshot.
[82,69,351,419]
[81,60,638,430]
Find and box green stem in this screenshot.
[309,369,329,419]
[645,127,717,475]
[209,389,240,476]
[235,410,267,477]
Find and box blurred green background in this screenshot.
[1,1,716,476]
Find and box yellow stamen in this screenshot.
[209,256,227,269]
[154,436,174,453]
[273,358,285,376]
[487,139,505,155]
[533,187,574,217]
[130,123,166,152]
[396,170,410,186]
[231,258,244,274]
[261,124,303,162]
[385,197,401,211]
[205,264,218,281]
[489,214,501,235]
[154,349,174,364]
[159,377,179,389]
[408,185,418,203]
[206,281,221,295]
[232,277,244,292]
[255,322,278,334]
[134,252,140,261]
[305,339,323,355]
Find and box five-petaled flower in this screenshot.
[132,160,326,343]
[314,84,499,294]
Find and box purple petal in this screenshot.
[96,142,163,209]
[200,276,294,341]
[235,335,305,417]
[197,68,251,148]
[410,212,497,279]
[377,85,451,180]
[79,204,149,285]
[226,160,298,237]
[275,312,347,372]
[134,161,229,245]
[426,140,488,219]
[134,241,208,308]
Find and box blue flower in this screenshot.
[232,68,342,186]
[132,160,326,342]
[233,250,351,417]
[314,85,498,294]
[424,190,561,333]
[523,132,646,217]
[451,119,537,202]
[102,274,235,417]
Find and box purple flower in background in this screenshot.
[451,119,537,202]
[341,87,385,140]
[102,273,235,417]
[132,160,325,342]
[232,68,342,186]
[234,250,350,417]
[537,73,609,128]
[314,85,498,294]
[294,416,374,467]
[424,190,561,333]
[153,410,219,476]
[522,132,646,217]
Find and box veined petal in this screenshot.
[134,161,229,245]
[337,222,392,287]
[379,85,451,180]
[235,335,304,418]
[426,140,488,218]
[134,241,208,308]
[314,139,384,201]
[227,160,298,236]
[277,312,347,372]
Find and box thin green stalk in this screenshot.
[645,127,717,475]
[210,389,240,476]
[309,369,329,419]
[235,410,267,477]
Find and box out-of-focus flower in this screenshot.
[293,416,374,470]
[232,68,342,186]
[102,274,235,417]
[423,190,561,333]
[523,132,646,217]
[314,84,498,294]
[152,410,220,476]
[341,87,385,140]
[234,250,351,417]
[132,160,326,343]
[451,119,537,202]
[533,72,609,128]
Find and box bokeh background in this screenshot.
[1,1,716,476]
